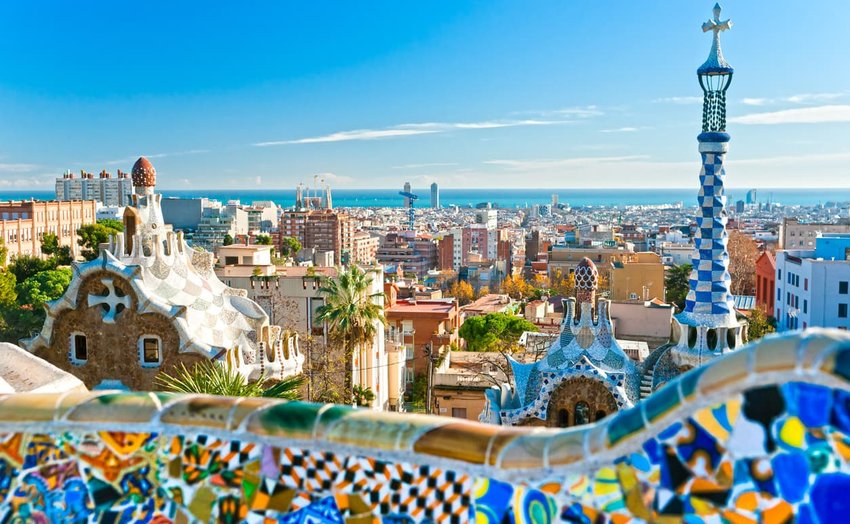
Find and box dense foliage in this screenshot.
[665,263,692,311]
[78,219,124,261]
[459,312,538,351]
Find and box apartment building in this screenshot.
[0,200,97,260]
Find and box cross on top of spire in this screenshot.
[702,3,732,37]
[698,3,733,75]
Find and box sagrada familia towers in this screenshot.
[483,4,747,427]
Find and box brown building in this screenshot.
[437,235,454,271]
[376,233,438,279]
[755,251,776,313]
[385,285,460,386]
[0,200,97,260]
[608,252,665,301]
[280,209,355,265]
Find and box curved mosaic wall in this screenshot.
[1,329,849,522]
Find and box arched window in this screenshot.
[575,401,591,426]
[557,409,569,428]
[595,410,607,422]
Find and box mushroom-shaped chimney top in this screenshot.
[131,157,156,188]
[574,257,599,291]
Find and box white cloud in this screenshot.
[730,105,850,125]
[740,93,844,107]
[514,106,603,118]
[392,162,459,169]
[256,128,438,146]
[484,155,651,171]
[0,163,39,173]
[653,96,703,105]
[600,127,647,133]
[254,115,589,147]
[314,172,355,185]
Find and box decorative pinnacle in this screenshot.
[698,3,733,75]
[702,3,732,37]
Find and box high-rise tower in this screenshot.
[430,182,440,209]
[672,3,746,367]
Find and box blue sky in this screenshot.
[1,1,848,190]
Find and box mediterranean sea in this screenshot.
[3,188,849,209]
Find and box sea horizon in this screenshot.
[3,187,849,209]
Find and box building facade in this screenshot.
[775,234,850,331]
[755,250,776,313]
[55,170,133,207]
[24,157,302,390]
[280,209,355,265]
[609,252,665,301]
[0,200,97,260]
[779,218,850,249]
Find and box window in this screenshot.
[840,304,848,319]
[405,366,414,383]
[629,292,638,300]
[803,300,808,314]
[804,278,808,291]
[71,333,87,364]
[451,407,467,419]
[840,281,849,295]
[139,336,162,367]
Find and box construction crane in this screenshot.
[398,191,418,231]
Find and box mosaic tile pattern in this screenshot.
[0,330,849,522]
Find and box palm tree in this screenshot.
[155,361,304,399]
[315,265,386,403]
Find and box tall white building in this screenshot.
[430,182,440,209]
[56,170,133,206]
[775,234,850,331]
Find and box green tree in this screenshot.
[78,221,123,261]
[352,384,377,407]
[52,246,73,266]
[40,232,60,257]
[316,265,386,398]
[16,268,73,309]
[98,218,125,232]
[156,361,304,399]
[279,236,302,257]
[0,239,7,268]
[747,306,776,341]
[459,312,539,351]
[665,263,692,311]
[255,234,273,245]
[8,255,55,283]
[0,270,17,309]
[223,234,234,246]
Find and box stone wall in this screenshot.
[33,270,206,390]
[3,329,850,522]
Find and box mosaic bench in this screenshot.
[1,328,849,523]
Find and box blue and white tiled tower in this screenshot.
[672,4,746,367]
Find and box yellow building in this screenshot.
[609,252,665,301]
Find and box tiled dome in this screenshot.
[575,257,599,291]
[131,157,156,188]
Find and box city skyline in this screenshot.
[1,1,849,190]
